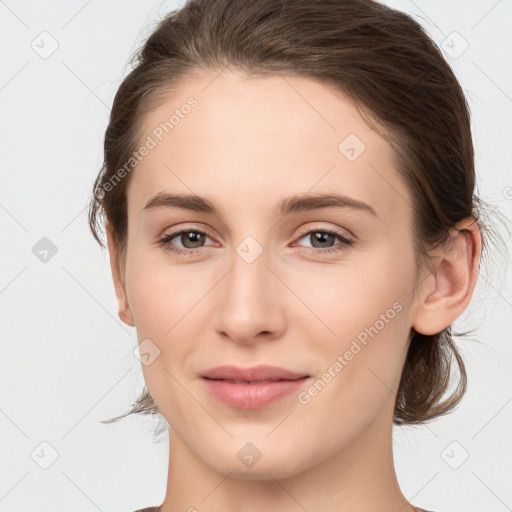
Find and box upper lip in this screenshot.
[200,364,309,382]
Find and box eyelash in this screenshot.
[157,226,354,257]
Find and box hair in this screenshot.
[88,0,508,433]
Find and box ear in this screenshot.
[105,220,135,327]
[412,217,482,336]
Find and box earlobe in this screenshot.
[412,218,481,336]
[105,220,135,327]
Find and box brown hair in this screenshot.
[88,0,506,432]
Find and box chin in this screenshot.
[217,461,304,481]
[204,443,310,481]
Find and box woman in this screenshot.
[88,0,497,510]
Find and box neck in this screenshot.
[157,403,416,512]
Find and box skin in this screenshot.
[106,70,481,512]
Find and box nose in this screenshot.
[213,240,286,345]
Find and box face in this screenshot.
[113,70,426,479]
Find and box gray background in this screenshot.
[0,1,511,511]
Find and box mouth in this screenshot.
[200,364,310,382]
[200,371,310,409]
[202,377,308,385]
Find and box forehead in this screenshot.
[127,70,411,220]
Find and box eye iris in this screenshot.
[182,231,205,248]
[311,231,334,248]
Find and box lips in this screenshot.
[200,364,309,382]
[215,379,280,385]
[199,365,311,409]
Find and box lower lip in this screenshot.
[200,377,310,409]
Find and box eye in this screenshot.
[157,226,354,257]
[293,227,354,256]
[157,227,216,256]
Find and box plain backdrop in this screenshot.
[1,1,511,511]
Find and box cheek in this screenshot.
[290,252,413,391]
[289,254,407,331]
[124,252,217,381]
[292,272,410,445]
[124,245,201,334]
[124,260,208,413]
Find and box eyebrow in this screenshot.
[142,191,378,218]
